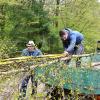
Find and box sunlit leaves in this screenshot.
[0,36,17,59]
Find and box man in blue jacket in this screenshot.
[59,28,84,56]
[22,41,42,56]
[19,41,42,99]
[59,28,84,98]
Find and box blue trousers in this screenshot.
[66,44,84,67]
[74,44,84,67]
[74,44,84,55]
[69,44,84,55]
[20,75,36,97]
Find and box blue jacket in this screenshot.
[21,48,42,56]
[62,29,84,53]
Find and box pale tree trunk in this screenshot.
[55,0,60,28]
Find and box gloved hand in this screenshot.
[63,51,69,57]
[60,51,71,61]
[30,65,36,70]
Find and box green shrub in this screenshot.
[0,36,17,59]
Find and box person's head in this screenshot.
[59,29,69,41]
[26,40,36,51]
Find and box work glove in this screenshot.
[60,51,71,61]
[63,51,69,57]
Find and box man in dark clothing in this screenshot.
[19,41,42,99]
[59,28,84,56]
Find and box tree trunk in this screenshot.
[55,0,60,28]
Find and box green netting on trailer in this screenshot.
[34,53,100,94]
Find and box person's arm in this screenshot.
[21,49,28,56]
[66,35,76,53]
[62,41,68,51]
[30,50,42,70]
[37,50,43,56]
[21,50,25,56]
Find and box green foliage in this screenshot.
[0,0,50,50]
[0,36,17,59]
[0,0,100,54]
[47,0,100,53]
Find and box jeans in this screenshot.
[20,74,37,97]
[74,44,84,67]
[74,44,84,55]
[66,44,84,67]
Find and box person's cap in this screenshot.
[26,40,35,47]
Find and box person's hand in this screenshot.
[60,51,70,61]
[30,65,36,70]
[60,57,69,61]
[63,51,69,57]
